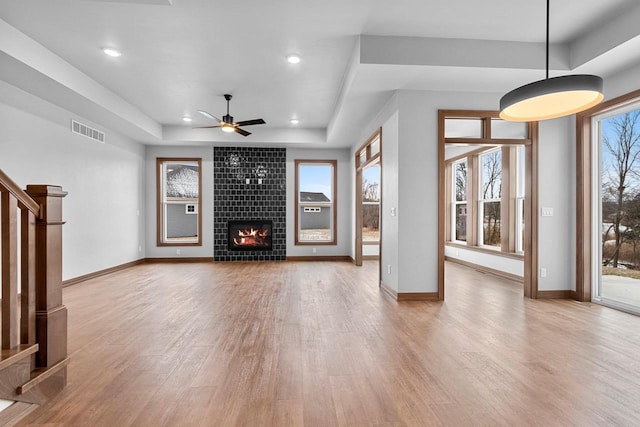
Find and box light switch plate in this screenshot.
[541,207,554,217]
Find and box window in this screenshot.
[479,149,502,247]
[576,88,640,305]
[452,159,467,242]
[593,102,640,311]
[156,158,202,246]
[362,163,380,242]
[442,111,534,257]
[295,160,337,244]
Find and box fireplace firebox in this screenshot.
[227,220,273,251]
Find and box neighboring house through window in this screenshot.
[156,158,202,246]
[295,160,337,244]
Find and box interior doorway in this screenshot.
[437,111,538,300]
[355,129,382,281]
[362,162,381,257]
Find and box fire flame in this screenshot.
[233,227,269,246]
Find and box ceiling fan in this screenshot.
[196,94,265,137]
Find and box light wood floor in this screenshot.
[16,261,640,426]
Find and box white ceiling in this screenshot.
[1,0,640,148]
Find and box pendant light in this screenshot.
[499,0,604,121]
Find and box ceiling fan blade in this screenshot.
[197,110,222,122]
[235,118,266,127]
[234,127,251,137]
[193,125,222,129]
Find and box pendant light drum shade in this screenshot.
[499,74,604,121]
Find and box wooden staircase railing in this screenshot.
[0,169,68,406]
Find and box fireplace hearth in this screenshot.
[227,220,273,251]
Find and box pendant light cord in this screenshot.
[546,0,550,80]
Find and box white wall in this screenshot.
[394,91,514,292]
[286,147,351,257]
[350,94,400,291]
[363,245,379,257]
[537,116,575,291]
[348,89,578,294]
[144,146,214,259]
[380,111,400,290]
[604,61,640,100]
[0,84,145,280]
[444,246,524,277]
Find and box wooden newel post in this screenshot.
[25,185,68,372]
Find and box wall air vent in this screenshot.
[71,120,105,144]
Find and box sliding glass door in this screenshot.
[593,105,640,313]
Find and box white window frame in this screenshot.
[156,158,202,246]
[451,158,468,244]
[478,148,502,248]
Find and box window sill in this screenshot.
[158,241,202,247]
[295,241,337,246]
[446,241,524,260]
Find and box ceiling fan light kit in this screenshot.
[499,0,604,122]
[196,94,266,137]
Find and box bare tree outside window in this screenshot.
[454,160,467,241]
[480,150,501,246]
[362,164,380,242]
[602,111,640,268]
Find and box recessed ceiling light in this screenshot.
[290,118,299,125]
[286,54,301,64]
[182,116,192,123]
[102,47,122,58]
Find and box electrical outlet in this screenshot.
[540,267,547,278]
[312,247,317,253]
[138,245,142,252]
[387,264,391,274]
[176,249,181,255]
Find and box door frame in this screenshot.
[355,128,382,279]
[437,110,539,300]
[576,88,640,302]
